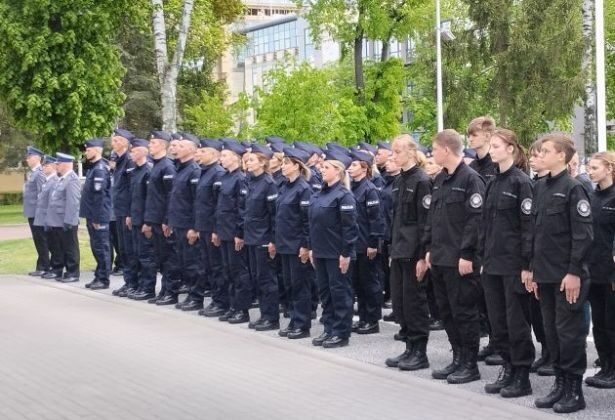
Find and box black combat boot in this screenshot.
[585,354,615,388]
[484,362,513,394]
[500,366,532,398]
[553,374,585,413]
[447,347,481,384]
[432,345,461,379]
[385,341,413,368]
[535,372,565,408]
[398,340,429,371]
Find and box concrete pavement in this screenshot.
[0,274,612,419]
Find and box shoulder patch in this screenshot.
[366,200,380,207]
[267,193,279,201]
[577,200,591,217]
[190,178,199,184]
[163,175,174,180]
[300,200,310,206]
[469,193,483,209]
[340,204,354,211]
[521,198,532,215]
[422,194,432,209]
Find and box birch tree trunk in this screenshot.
[582,0,597,155]
[151,0,195,132]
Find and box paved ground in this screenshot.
[0,273,612,420]
[0,224,31,240]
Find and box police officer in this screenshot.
[33,156,60,276]
[241,144,280,331]
[529,133,592,413]
[309,150,358,348]
[110,128,137,296]
[80,139,112,290]
[348,149,384,335]
[467,116,498,182]
[108,152,124,276]
[358,141,384,191]
[44,153,81,282]
[159,133,201,306]
[380,148,399,312]
[276,147,314,339]
[294,141,323,191]
[478,129,534,398]
[384,135,431,372]
[23,146,49,276]
[142,131,180,303]
[425,129,485,384]
[126,138,157,300]
[585,151,615,389]
[212,140,252,324]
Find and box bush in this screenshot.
[0,192,23,205]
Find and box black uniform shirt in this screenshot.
[127,161,152,226]
[470,152,497,184]
[112,151,132,217]
[79,159,111,224]
[588,183,615,284]
[144,156,176,226]
[380,173,398,243]
[194,162,225,234]
[351,177,384,253]
[167,159,200,230]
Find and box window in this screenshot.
[304,28,314,60]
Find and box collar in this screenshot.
[400,165,420,178]
[475,152,492,166]
[443,160,466,180]
[596,183,615,195]
[177,159,194,170]
[546,168,568,185]
[495,164,515,178]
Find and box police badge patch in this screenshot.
[577,200,591,217]
[422,194,432,209]
[521,198,532,215]
[469,193,483,208]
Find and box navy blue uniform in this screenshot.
[351,177,384,326]
[167,159,201,296]
[113,151,137,289]
[270,169,287,309]
[309,181,358,340]
[380,173,397,302]
[276,176,313,331]
[80,159,112,284]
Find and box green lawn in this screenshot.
[0,204,26,225]
[0,231,96,274]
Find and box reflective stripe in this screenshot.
[163,175,174,179]
[267,194,278,201]
[300,200,310,206]
[340,205,354,211]
[366,200,379,206]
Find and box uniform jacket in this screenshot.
[33,174,58,227]
[272,169,286,188]
[79,159,111,224]
[425,161,485,267]
[309,166,323,192]
[275,176,312,254]
[144,156,176,226]
[112,152,132,217]
[309,181,358,259]
[194,162,225,233]
[479,165,533,275]
[240,172,277,246]
[531,170,593,283]
[587,184,615,284]
[390,166,432,260]
[128,161,152,226]
[380,173,398,243]
[470,153,497,184]
[167,159,200,230]
[213,168,247,241]
[46,171,81,227]
[23,165,45,218]
[351,177,384,253]
[372,173,385,192]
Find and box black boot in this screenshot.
[447,347,480,384]
[585,354,615,388]
[398,340,429,371]
[535,373,565,409]
[553,374,585,414]
[500,366,532,398]
[432,346,461,380]
[530,344,550,373]
[477,342,494,361]
[484,362,513,394]
[385,342,413,368]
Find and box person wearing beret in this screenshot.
[80,139,112,290]
[23,146,50,276]
[241,144,280,331]
[33,156,60,276]
[309,150,358,348]
[348,149,385,335]
[43,153,81,282]
[295,141,324,192]
[212,140,253,324]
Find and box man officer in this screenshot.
[80,139,112,290]
[33,156,60,275]
[23,146,49,276]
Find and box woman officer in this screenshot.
[348,149,385,335]
[276,147,314,339]
[309,150,358,348]
[585,151,615,389]
[479,128,534,398]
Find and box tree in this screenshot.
[0,0,127,153]
[182,88,233,137]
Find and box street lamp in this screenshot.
[596,0,607,151]
[436,0,454,133]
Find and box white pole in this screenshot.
[596,0,607,151]
[435,0,444,133]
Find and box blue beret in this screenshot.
[463,148,477,159]
[42,155,57,165]
[179,132,200,146]
[269,142,285,153]
[377,141,391,151]
[283,146,310,164]
[149,130,172,142]
[265,136,286,144]
[130,138,149,148]
[358,141,377,154]
[85,138,105,148]
[222,139,246,156]
[250,143,273,159]
[26,146,44,157]
[294,141,323,157]
[171,132,183,140]
[200,138,223,151]
[56,152,75,163]
[324,149,352,169]
[241,140,252,150]
[326,142,350,155]
[350,149,374,165]
[113,128,135,141]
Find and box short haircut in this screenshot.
[539,132,576,164]
[467,116,496,136]
[433,129,464,156]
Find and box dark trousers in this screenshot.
[431,265,480,351]
[191,232,226,307]
[270,254,286,308]
[352,253,382,324]
[48,226,80,276]
[247,245,279,321]
[109,220,123,269]
[529,295,546,345]
[131,225,156,293]
[314,257,353,339]
[86,221,111,283]
[310,267,319,311]
[381,241,391,301]
[117,217,137,289]
[281,254,312,331]
[390,258,430,342]
[425,271,441,320]
[151,224,180,296]
[588,283,615,361]
[28,218,49,271]
[220,240,251,312]
[173,228,201,295]
[482,273,535,367]
[539,283,587,376]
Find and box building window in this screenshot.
[304,28,314,60]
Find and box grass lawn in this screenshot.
[0,204,26,225]
[0,230,96,274]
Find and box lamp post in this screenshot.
[436,0,454,133]
[596,0,607,151]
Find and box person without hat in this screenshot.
[80,138,112,290]
[44,153,81,282]
[33,156,61,276]
[23,146,50,276]
[425,129,485,384]
[309,150,358,348]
